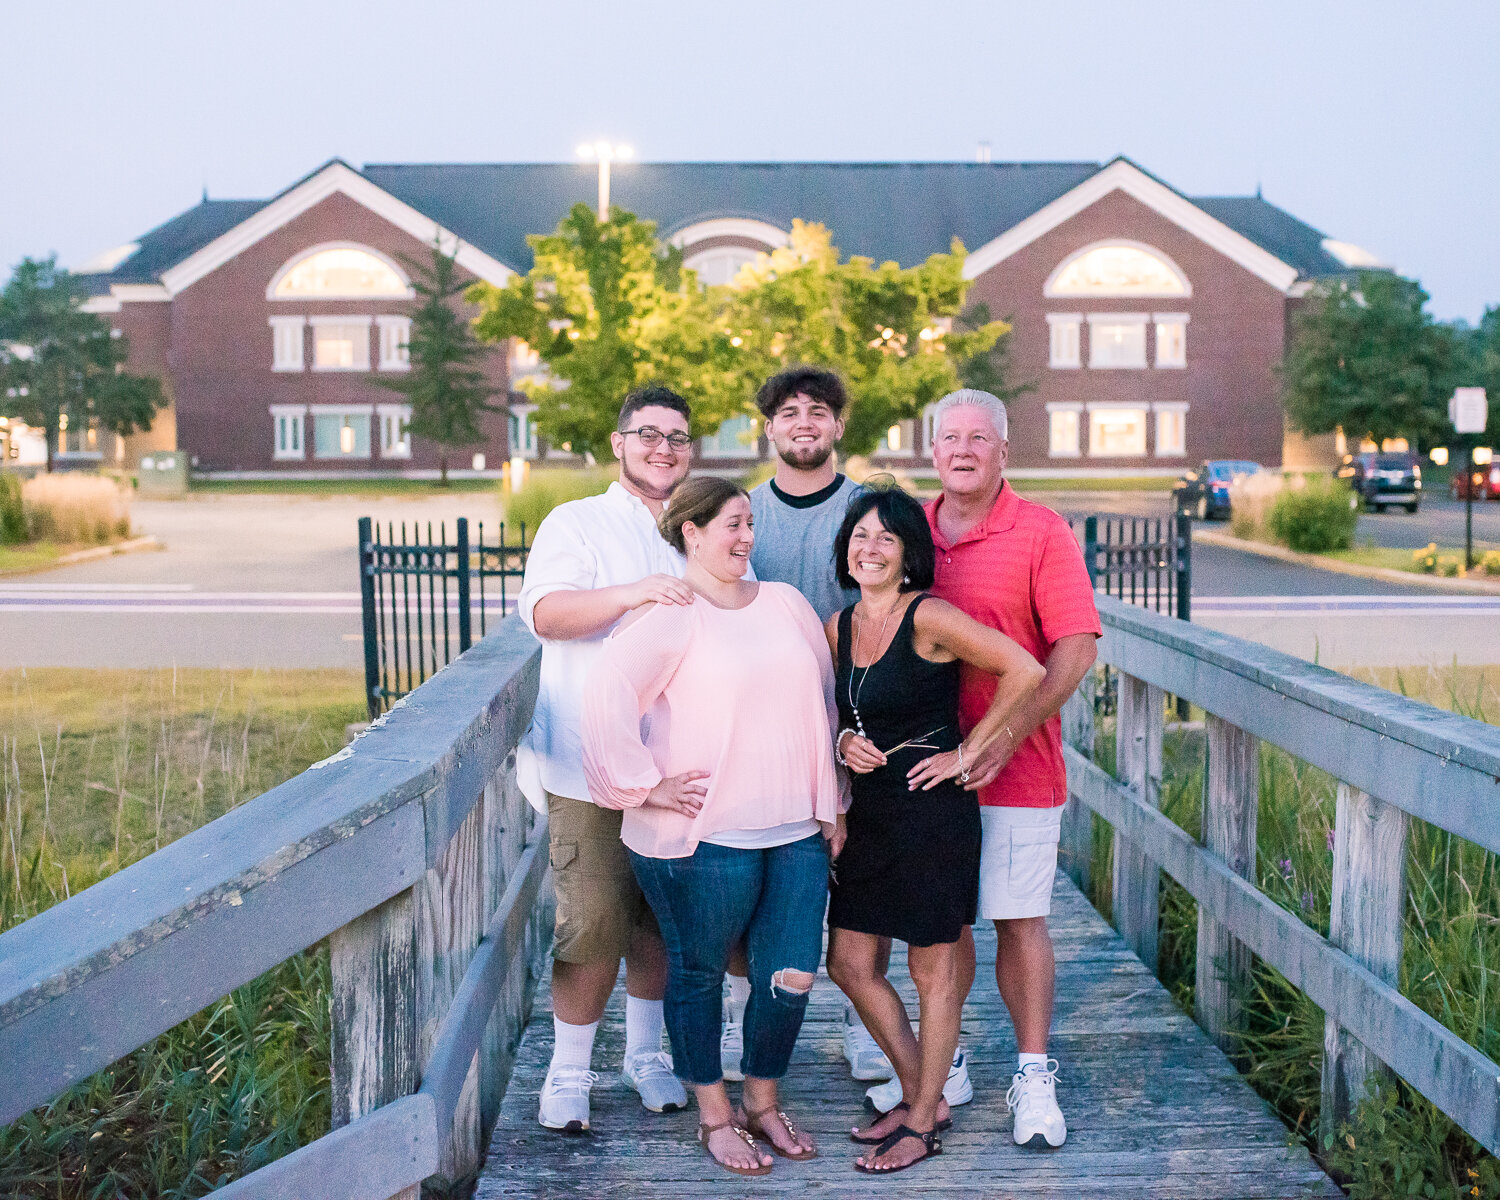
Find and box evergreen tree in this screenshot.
[0,256,165,472]
[380,241,499,484]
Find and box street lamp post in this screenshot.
[577,140,633,221]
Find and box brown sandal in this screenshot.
[739,1103,818,1160]
[697,1119,773,1176]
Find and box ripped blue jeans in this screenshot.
[629,834,828,1085]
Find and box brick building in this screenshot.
[72,156,1382,477]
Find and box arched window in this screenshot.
[1044,241,1191,298]
[268,243,412,300]
[684,246,762,287]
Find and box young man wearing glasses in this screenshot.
[518,385,697,1133]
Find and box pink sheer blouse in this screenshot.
[581,582,846,859]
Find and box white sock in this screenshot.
[1019,1052,1050,1074]
[726,975,751,1024]
[624,995,664,1058]
[551,1016,598,1070]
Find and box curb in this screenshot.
[1193,529,1500,595]
[0,535,163,577]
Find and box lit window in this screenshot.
[1154,314,1189,368]
[1048,406,1081,457]
[312,408,372,459]
[1089,407,1148,457]
[270,317,305,371]
[376,317,411,371]
[271,246,409,299]
[377,405,412,458]
[1047,315,1081,368]
[1088,315,1148,369]
[508,404,538,458]
[684,247,761,287]
[1046,242,1190,297]
[1154,405,1188,456]
[310,319,372,371]
[510,338,542,377]
[702,414,760,458]
[271,406,305,461]
[875,420,914,457]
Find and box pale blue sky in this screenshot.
[2,1,1495,320]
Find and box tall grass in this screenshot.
[1087,667,1500,1200]
[20,474,131,545]
[497,466,613,534]
[0,668,363,1198]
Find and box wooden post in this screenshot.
[1059,672,1097,895]
[330,891,420,1200]
[1320,782,1408,1147]
[1113,672,1164,969]
[480,754,531,1139]
[1195,715,1258,1052]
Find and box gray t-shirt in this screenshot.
[749,474,863,622]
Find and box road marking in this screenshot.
[0,587,512,616]
[1193,594,1500,617]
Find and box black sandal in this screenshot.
[850,1102,952,1144]
[853,1125,942,1174]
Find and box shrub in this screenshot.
[1481,550,1500,577]
[22,473,131,544]
[1436,555,1465,578]
[1227,471,1284,540]
[0,473,25,545]
[1267,477,1358,553]
[498,466,612,535]
[1413,542,1440,573]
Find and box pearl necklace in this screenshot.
[847,599,902,739]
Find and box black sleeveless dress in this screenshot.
[828,593,981,947]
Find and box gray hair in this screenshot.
[931,389,1008,440]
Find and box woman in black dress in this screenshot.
[823,486,1043,1174]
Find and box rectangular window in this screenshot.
[313,411,372,458]
[270,317,305,372]
[311,319,372,371]
[508,405,538,457]
[377,317,411,371]
[875,420,914,457]
[1088,315,1148,369]
[272,408,305,460]
[1046,315,1082,368]
[1048,407,1081,457]
[1089,407,1148,456]
[1154,406,1187,456]
[377,405,412,458]
[1154,314,1189,368]
[701,413,759,458]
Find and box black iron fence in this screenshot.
[357,516,530,718]
[1071,513,1191,621]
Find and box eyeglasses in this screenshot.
[621,426,694,451]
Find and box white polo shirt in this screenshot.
[516,481,685,810]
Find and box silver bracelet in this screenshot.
[957,742,970,784]
[836,728,857,767]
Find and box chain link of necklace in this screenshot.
[847,599,902,739]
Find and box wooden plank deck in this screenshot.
[475,877,1340,1199]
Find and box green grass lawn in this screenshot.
[190,477,501,498]
[0,542,66,574]
[1327,545,1500,577]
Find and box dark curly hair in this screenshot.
[619,384,691,431]
[754,366,848,420]
[832,485,935,593]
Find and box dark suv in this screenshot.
[1334,452,1422,512]
[1174,460,1262,520]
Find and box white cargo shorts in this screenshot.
[978,804,1064,920]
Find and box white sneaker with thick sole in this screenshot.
[622,1050,688,1113]
[864,1048,975,1112]
[1006,1059,1066,1148]
[538,1063,600,1133]
[842,1019,895,1081]
[720,1015,745,1082]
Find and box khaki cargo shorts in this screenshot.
[547,792,659,964]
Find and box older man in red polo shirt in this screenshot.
[928,387,1100,1149]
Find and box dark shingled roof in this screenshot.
[84,160,1356,287]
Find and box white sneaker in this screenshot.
[622,1050,688,1113]
[720,1014,745,1082]
[864,1047,975,1112]
[843,1018,895,1081]
[1006,1059,1066,1149]
[538,1063,599,1133]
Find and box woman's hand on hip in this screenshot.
[839,731,887,774]
[906,749,965,792]
[826,812,848,859]
[644,770,709,816]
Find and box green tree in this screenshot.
[1462,306,1500,438]
[954,300,1033,402]
[1282,270,1462,448]
[378,241,500,484]
[469,204,738,458]
[0,256,165,472]
[718,222,1010,455]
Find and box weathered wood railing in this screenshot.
[0,618,549,1199]
[1060,597,1500,1155]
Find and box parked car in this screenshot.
[1334,452,1422,512]
[1450,461,1500,500]
[1174,460,1262,520]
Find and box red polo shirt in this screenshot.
[926,483,1101,808]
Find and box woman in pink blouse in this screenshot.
[583,476,843,1177]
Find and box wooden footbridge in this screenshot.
[3,600,1498,1198]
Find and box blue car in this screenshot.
[1174,460,1262,520]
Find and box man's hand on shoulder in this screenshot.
[626,574,694,609]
